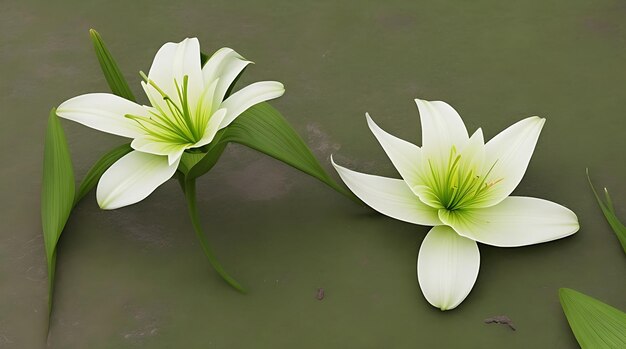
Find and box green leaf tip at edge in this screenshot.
[89,29,136,102]
[586,168,626,254]
[559,288,626,349]
[42,108,75,314]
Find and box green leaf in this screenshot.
[74,143,132,205]
[559,288,626,348]
[89,29,136,102]
[184,178,246,293]
[185,129,228,179]
[587,169,626,254]
[189,102,356,202]
[41,109,75,312]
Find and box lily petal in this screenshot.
[415,99,469,159]
[195,78,220,129]
[417,225,480,311]
[193,108,227,149]
[218,81,285,129]
[57,93,146,138]
[481,116,545,207]
[97,151,179,209]
[201,48,252,104]
[411,185,444,209]
[130,137,191,165]
[148,38,203,107]
[458,128,485,174]
[331,156,441,226]
[439,196,579,247]
[366,113,423,188]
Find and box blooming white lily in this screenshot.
[57,38,284,209]
[332,99,579,310]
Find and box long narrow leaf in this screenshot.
[41,109,75,312]
[74,143,132,205]
[587,169,626,254]
[197,49,354,201]
[89,29,136,102]
[211,102,356,201]
[559,288,626,348]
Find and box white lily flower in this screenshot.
[57,38,284,209]
[332,99,579,310]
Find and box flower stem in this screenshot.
[183,178,247,293]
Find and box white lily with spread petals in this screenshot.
[332,99,579,310]
[57,38,284,209]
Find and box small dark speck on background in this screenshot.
[316,288,325,300]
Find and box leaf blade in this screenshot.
[89,29,136,102]
[559,288,626,349]
[587,169,626,254]
[220,102,356,201]
[41,109,75,312]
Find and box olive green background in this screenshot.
[2,0,626,348]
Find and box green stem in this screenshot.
[183,178,246,293]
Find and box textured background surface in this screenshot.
[2,0,626,347]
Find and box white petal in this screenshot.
[480,116,545,207]
[57,93,147,138]
[331,156,440,226]
[194,78,220,130]
[130,137,190,165]
[366,113,423,188]
[218,81,285,129]
[417,225,480,311]
[201,47,252,104]
[148,38,203,108]
[415,99,469,159]
[439,196,579,247]
[458,128,485,173]
[411,185,444,209]
[193,108,227,148]
[97,151,180,210]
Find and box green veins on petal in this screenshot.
[129,72,210,145]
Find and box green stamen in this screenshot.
[420,147,502,211]
[133,72,204,145]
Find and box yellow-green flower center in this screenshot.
[126,73,202,144]
[420,146,501,211]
